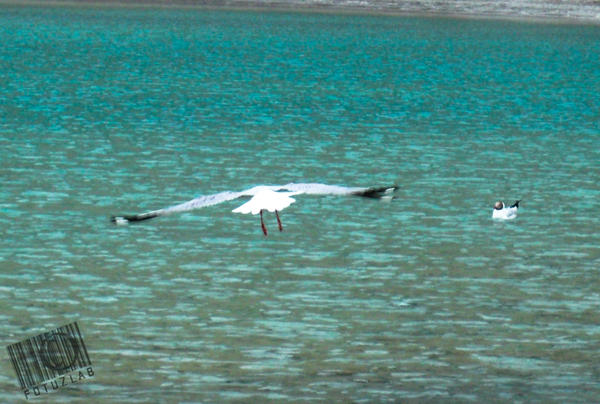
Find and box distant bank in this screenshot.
[1,0,600,23]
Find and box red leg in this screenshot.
[260,209,267,236]
[275,210,283,232]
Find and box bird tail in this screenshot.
[510,200,521,208]
[353,185,399,199]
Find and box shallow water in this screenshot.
[1,5,599,402]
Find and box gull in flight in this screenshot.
[112,183,398,235]
[492,200,520,220]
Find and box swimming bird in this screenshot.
[111,183,398,235]
[492,200,520,220]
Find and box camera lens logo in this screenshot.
[39,332,80,372]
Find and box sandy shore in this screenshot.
[1,0,599,23]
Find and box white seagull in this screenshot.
[492,200,520,220]
[112,183,398,236]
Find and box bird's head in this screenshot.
[494,201,504,210]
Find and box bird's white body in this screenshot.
[492,203,519,220]
[232,190,298,215]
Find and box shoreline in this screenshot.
[1,0,600,25]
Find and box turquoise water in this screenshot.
[1,5,600,402]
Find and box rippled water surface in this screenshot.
[1,5,599,403]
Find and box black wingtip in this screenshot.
[354,185,399,199]
[111,215,130,225]
[111,212,160,225]
[510,200,521,208]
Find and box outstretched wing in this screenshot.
[111,190,245,224]
[275,183,366,195]
[275,183,398,198]
[111,183,398,225]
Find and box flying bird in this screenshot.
[111,183,398,235]
[492,200,520,220]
